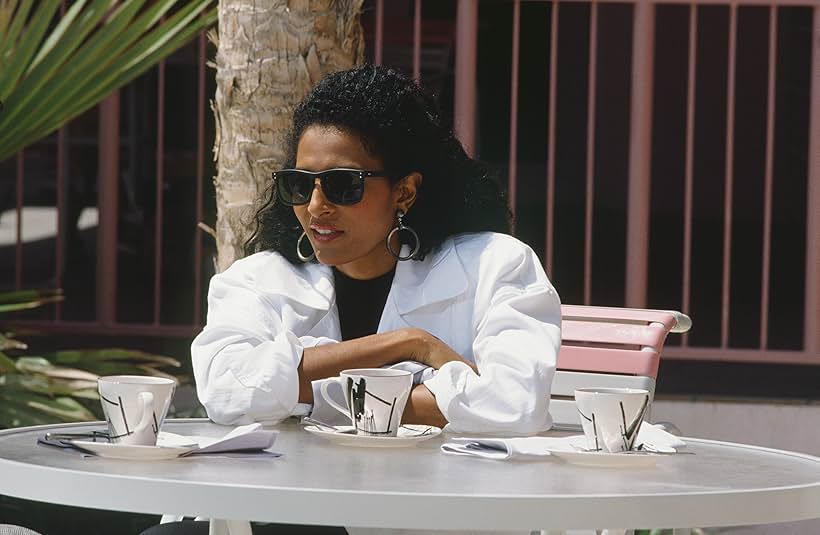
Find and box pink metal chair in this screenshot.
[550,305,692,430]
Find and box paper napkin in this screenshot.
[158,423,277,454]
[441,423,686,460]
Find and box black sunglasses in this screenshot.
[273,168,386,206]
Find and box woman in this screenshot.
[191,64,561,436]
[145,65,561,535]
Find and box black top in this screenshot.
[333,266,396,341]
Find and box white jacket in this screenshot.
[192,232,561,435]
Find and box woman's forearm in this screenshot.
[297,329,418,403]
[401,384,447,427]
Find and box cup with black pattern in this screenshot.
[320,368,413,436]
[98,375,176,446]
[574,387,651,453]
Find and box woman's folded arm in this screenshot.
[423,285,561,435]
[191,266,315,425]
[423,240,562,435]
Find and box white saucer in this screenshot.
[304,424,441,448]
[549,449,663,468]
[70,440,196,460]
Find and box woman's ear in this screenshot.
[395,172,422,213]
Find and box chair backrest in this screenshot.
[549,305,691,430]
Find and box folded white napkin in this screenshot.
[158,423,277,454]
[634,422,686,452]
[441,423,686,460]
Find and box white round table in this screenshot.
[1,419,819,531]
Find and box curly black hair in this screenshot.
[244,64,511,263]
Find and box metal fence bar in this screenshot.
[194,33,206,324]
[154,59,166,325]
[583,1,599,305]
[554,0,815,5]
[545,0,560,275]
[5,3,815,370]
[509,0,521,225]
[454,0,478,156]
[720,2,738,348]
[375,0,384,66]
[55,0,67,318]
[55,127,66,320]
[804,5,820,356]
[14,151,23,291]
[625,0,656,308]
[12,320,200,338]
[681,3,698,347]
[97,93,121,326]
[664,347,820,365]
[413,0,422,80]
[759,5,777,350]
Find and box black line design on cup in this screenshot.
[100,394,133,439]
[346,377,403,435]
[578,394,650,452]
[576,407,601,451]
[619,395,650,451]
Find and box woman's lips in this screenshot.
[310,226,343,243]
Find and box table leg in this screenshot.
[208,520,227,535]
[208,519,252,535]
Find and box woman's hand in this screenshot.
[297,327,477,403]
[405,328,479,374]
[402,384,447,427]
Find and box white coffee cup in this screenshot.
[98,375,176,446]
[320,368,413,436]
[574,387,651,453]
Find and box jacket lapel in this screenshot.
[256,259,334,311]
[260,240,469,326]
[392,239,469,316]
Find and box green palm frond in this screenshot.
[0,348,183,428]
[0,290,184,428]
[0,289,63,313]
[0,383,98,428]
[0,0,217,162]
[0,350,16,373]
[0,332,27,351]
[35,348,181,380]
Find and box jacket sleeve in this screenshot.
[423,239,561,435]
[191,266,330,425]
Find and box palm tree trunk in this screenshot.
[213,0,365,272]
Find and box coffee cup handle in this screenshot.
[319,378,350,420]
[134,391,156,433]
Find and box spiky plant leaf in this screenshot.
[0,289,63,305]
[0,288,63,313]
[27,397,97,421]
[0,333,27,351]
[46,348,181,367]
[0,0,217,161]
[0,282,185,430]
[0,351,16,373]
[0,386,98,427]
[0,398,62,428]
